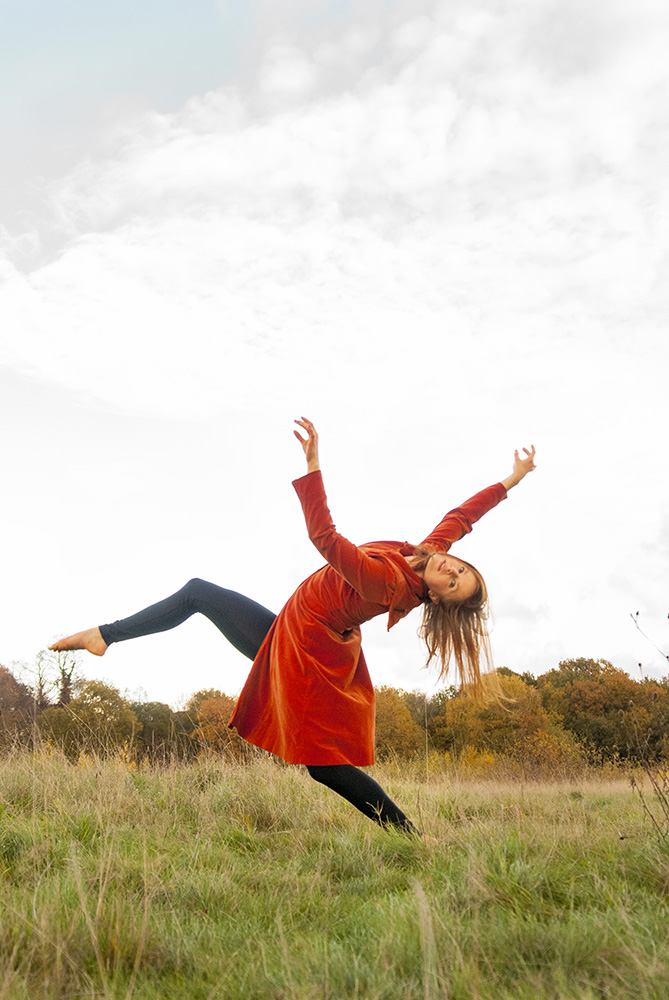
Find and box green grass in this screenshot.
[1,749,668,999]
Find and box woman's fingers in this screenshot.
[294,417,318,458]
[518,444,536,470]
[294,417,320,471]
[294,417,317,439]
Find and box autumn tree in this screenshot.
[128,700,184,761]
[401,688,456,731]
[430,690,486,755]
[39,680,139,757]
[0,665,34,747]
[374,686,425,759]
[431,672,554,756]
[14,654,52,711]
[17,649,83,709]
[50,649,81,706]
[190,694,246,757]
[537,658,669,761]
[184,688,225,722]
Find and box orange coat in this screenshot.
[228,472,507,765]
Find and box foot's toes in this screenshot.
[48,628,107,656]
[49,638,71,651]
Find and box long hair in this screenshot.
[411,546,495,702]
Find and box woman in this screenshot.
[51,418,536,834]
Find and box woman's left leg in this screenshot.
[99,578,276,661]
[51,578,276,662]
[306,764,418,833]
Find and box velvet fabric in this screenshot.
[228,472,507,765]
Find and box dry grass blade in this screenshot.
[414,880,443,1000]
[70,850,111,997]
[625,708,669,840]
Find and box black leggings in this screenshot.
[100,578,416,833]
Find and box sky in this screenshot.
[1,0,668,708]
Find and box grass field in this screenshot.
[1,749,668,1000]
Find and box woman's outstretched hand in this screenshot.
[294,417,320,473]
[501,445,536,491]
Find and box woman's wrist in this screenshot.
[501,472,522,491]
[502,446,536,492]
[307,460,320,474]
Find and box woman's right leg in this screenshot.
[306,765,418,833]
[54,579,276,662]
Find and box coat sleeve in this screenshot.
[419,483,507,550]
[293,471,397,604]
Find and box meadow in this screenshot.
[1,749,668,1000]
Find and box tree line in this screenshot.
[1,651,667,769]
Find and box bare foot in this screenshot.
[49,627,108,657]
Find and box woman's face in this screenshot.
[422,553,478,603]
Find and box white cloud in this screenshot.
[3,0,666,402]
[258,44,316,102]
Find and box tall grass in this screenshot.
[1,747,668,999]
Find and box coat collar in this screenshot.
[385,544,428,630]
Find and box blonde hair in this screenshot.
[411,547,495,701]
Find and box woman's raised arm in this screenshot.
[291,418,397,604]
[419,445,537,550]
[501,445,536,491]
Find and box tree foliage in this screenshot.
[190,694,246,757]
[38,680,139,757]
[0,665,34,748]
[0,648,667,769]
[429,672,552,755]
[374,686,425,760]
[128,700,188,761]
[537,658,669,761]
